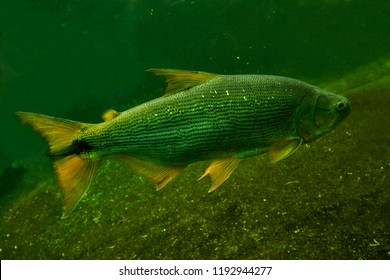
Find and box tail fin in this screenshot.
[16,112,100,218]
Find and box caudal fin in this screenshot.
[16,112,100,218]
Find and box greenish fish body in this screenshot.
[17,69,350,217]
[84,75,307,164]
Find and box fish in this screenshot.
[16,69,351,218]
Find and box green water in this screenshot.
[0,0,389,259]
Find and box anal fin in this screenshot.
[117,155,184,190]
[199,158,240,192]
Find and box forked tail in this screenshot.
[16,112,100,218]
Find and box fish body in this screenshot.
[17,69,351,217]
[82,75,307,164]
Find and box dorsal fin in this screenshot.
[148,69,218,96]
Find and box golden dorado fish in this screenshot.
[16,69,351,218]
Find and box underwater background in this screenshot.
[0,0,389,259]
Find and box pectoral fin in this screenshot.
[270,139,302,163]
[199,158,240,192]
[116,155,184,190]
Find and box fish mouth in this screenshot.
[325,105,351,131]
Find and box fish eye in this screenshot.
[336,101,345,111]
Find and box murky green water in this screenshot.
[0,0,389,259]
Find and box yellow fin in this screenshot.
[54,156,101,218]
[16,111,100,218]
[116,155,184,190]
[16,111,85,155]
[270,139,302,163]
[102,109,120,121]
[199,158,240,192]
[148,68,218,96]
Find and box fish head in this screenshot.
[297,87,351,143]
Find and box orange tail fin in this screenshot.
[16,112,100,218]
